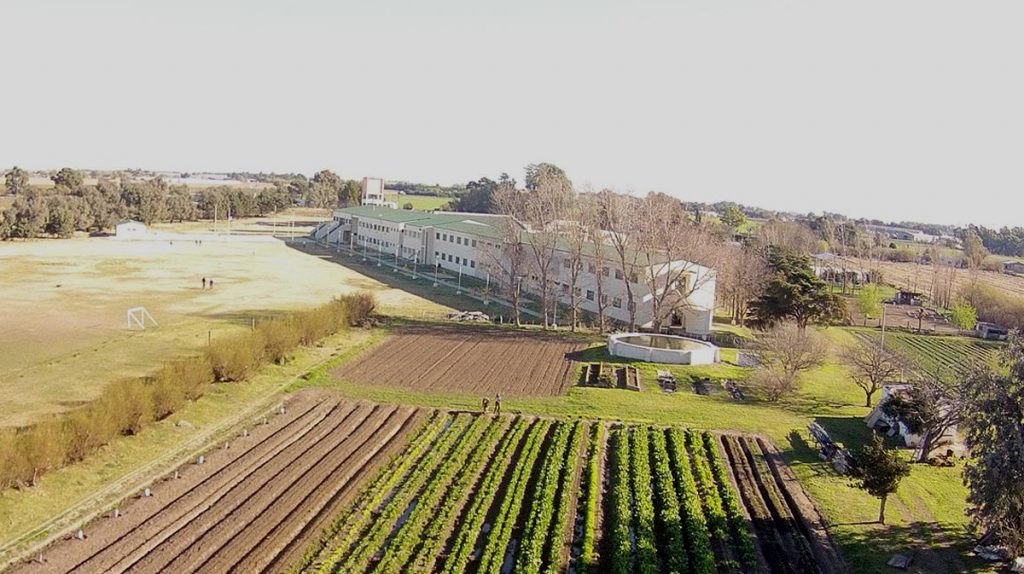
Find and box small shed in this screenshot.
[977,322,1009,341]
[1003,261,1024,275]
[893,290,923,306]
[115,220,148,238]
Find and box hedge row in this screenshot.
[0,292,376,492]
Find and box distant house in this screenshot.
[115,220,147,238]
[976,322,1009,341]
[1002,261,1024,275]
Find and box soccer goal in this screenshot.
[127,306,158,330]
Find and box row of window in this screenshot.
[435,232,480,248]
[434,251,477,269]
[583,290,623,308]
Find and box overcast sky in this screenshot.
[2,0,1022,227]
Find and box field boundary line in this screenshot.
[0,343,355,570]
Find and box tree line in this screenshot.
[0,166,366,239]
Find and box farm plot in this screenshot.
[852,330,1001,379]
[332,323,587,396]
[298,416,845,574]
[11,391,427,574]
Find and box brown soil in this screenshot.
[11,391,423,574]
[332,324,587,397]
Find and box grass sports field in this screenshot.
[0,233,445,428]
[384,193,452,211]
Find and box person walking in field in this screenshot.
[209,279,214,289]
[482,397,489,414]
[202,277,207,290]
[494,393,501,415]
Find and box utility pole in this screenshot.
[880,304,887,349]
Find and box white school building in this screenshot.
[314,205,716,334]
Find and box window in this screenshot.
[442,233,447,241]
[629,272,638,283]
[563,259,571,269]
[613,297,622,308]
[456,237,462,245]
[601,294,609,304]
[561,284,570,294]
[436,232,440,239]
[472,239,477,248]
[588,263,595,273]
[586,290,595,301]
[602,267,610,277]
[456,256,461,265]
[470,260,476,268]
[615,269,623,280]
[448,254,453,262]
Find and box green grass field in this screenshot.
[384,193,452,211]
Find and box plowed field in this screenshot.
[332,324,587,396]
[12,391,427,574]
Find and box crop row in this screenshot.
[630,427,659,574]
[370,415,498,573]
[321,415,472,573]
[439,418,530,574]
[476,419,552,573]
[607,427,633,574]
[405,417,512,573]
[648,428,688,574]
[575,423,603,574]
[542,421,584,574]
[667,429,716,574]
[516,421,577,574]
[293,411,445,572]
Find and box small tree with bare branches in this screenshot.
[841,340,908,407]
[747,323,827,401]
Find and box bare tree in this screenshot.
[842,340,908,407]
[599,190,642,330]
[583,195,610,332]
[486,182,530,326]
[513,169,574,328]
[633,193,722,330]
[717,243,770,326]
[747,323,827,401]
[756,219,821,255]
[561,195,592,331]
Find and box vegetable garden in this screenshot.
[297,415,845,574]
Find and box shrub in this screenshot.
[104,379,154,435]
[0,428,22,490]
[149,374,186,420]
[63,406,117,463]
[259,318,302,364]
[340,292,376,325]
[207,330,266,382]
[18,421,67,486]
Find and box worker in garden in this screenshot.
[482,396,489,413]
[494,393,502,415]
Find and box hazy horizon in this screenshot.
[3,0,1022,228]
